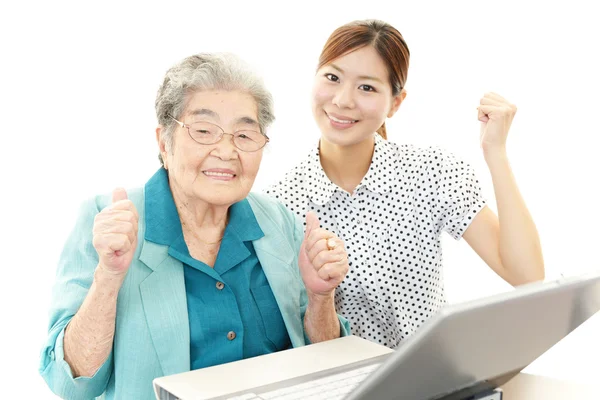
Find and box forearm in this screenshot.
[304,292,340,343]
[485,149,544,284]
[64,265,124,377]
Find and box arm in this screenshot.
[464,92,544,286]
[463,151,544,286]
[39,199,114,399]
[299,212,349,342]
[304,292,341,343]
[63,267,124,378]
[39,188,138,399]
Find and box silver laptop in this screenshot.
[154,270,600,400]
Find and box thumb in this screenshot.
[112,187,128,204]
[305,211,320,239]
[477,106,490,123]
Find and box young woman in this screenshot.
[266,20,544,348]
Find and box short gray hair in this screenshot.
[155,53,275,165]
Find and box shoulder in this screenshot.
[264,157,309,198]
[247,192,300,235]
[393,142,471,172]
[76,187,145,223]
[263,157,312,217]
[392,141,454,163]
[91,187,145,208]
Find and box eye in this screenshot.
[325,73,339,82]
[359,84,376,92]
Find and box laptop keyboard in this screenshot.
[227,363,381,400]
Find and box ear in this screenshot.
[156,125,169,169]
[387,89,407,118]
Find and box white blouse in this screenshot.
[265,134,486,348]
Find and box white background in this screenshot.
[2,0,599,398]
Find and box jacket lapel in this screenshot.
[138,240,190,376]
[249,197,306,347]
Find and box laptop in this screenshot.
[154,270,600,400]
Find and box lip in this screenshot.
[326,111,358,122]
[202,168,237,181]
[325,111,359,130]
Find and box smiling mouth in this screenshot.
[203,171,236,178]
[327,113,358,124]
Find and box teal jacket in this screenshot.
[39,188,350,400]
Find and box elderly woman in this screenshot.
[39,53,351,400]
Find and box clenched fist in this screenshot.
[477,92,517,154]
[299,211,349,297]
[92,188,139,276]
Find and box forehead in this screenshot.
[184,90,258,122]
[325,45,389,81]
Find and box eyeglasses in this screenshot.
[169,116,269,152]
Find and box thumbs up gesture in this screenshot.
[298,211,349,297]
[92,188,139,277]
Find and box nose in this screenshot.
[211,133,238,160]
[332,84,355,109]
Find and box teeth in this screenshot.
[329,115,357,124]
[204,171,234,177]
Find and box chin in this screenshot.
[198,188,247,207]
[321,128,370,148]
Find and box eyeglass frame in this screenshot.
[168,115,270,152]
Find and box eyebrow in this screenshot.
[188,108,259,126]
[329,64,385,84]
[189,108,218,118]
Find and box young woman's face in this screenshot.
[312,45,404,147]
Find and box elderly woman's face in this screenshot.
[161,90,263,207]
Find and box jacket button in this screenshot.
[227,331,236,340]
[216,281,225,290]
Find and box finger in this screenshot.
[477,107,489,122]
[304,211,320,239]
[104,200,140,220]
[95,211,138,240]
[94,220,137,244]
[317,261,349,282]
[306,227,332,254]
[307,237,328,261]
[112,187,128,204]
[93,233,133,255]
[483,92,508,102]
[97,209,138,226]
[478,105,503,120]
[311,247,346,269]
[307,236,342,262]
[480,97,504,106]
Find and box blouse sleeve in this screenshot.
[427,147,487,240]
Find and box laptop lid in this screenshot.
[346,270,600,400]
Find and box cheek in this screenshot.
[312,83,333,108]
[241,154,263,179]
[360,97,390,119]
[172,143,206,173]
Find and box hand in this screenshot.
[298,211,349,297]
[477,92,517,154]
[92,188,139,277]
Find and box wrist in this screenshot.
[307,290,335,306]
[483,146,508,165]
[94,264,127,291]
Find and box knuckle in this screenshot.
[128,213,137,225]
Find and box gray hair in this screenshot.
[155,52,275,165]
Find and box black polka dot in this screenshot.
[265,134,486,348]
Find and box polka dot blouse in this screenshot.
[265,134,486,348]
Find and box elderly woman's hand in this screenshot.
[92,188,139,277]
[299,211,349,297]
